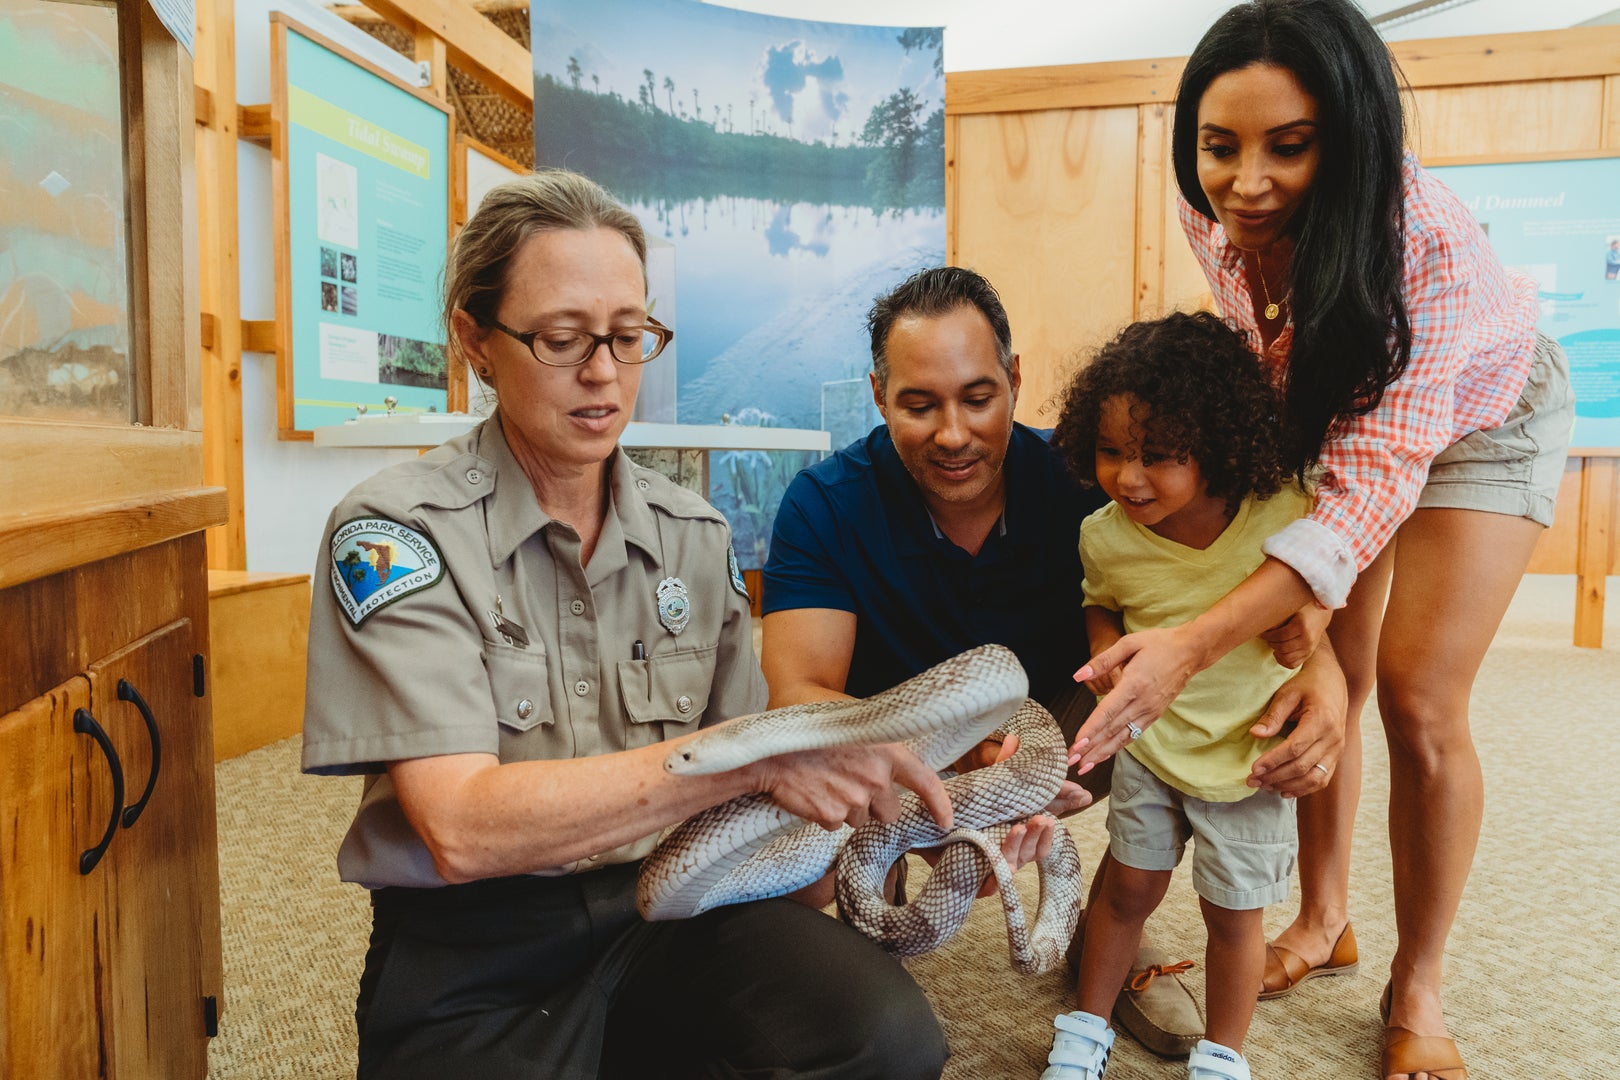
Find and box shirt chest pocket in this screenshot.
[483,644,569,760]
[617,645,716,738]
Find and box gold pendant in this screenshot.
[1264,302,1280,320]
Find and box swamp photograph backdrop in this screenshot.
[532,0,945,566]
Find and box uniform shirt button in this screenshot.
[574,679,590,696]
[516,699,535,720]
[636,478,650,490]
[465,467,484,484]
[676,695,693,714]
[569,599,585,615]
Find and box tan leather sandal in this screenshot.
[1380,1026,1468,1080]
[1378,982,1468,1080]
[1258,923,1358,1000]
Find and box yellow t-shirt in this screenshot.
[1080,485,1312,802]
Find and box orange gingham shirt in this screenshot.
[1178,153,1541,607]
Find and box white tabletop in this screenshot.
[310,413,831,452]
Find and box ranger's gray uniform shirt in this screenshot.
[302,415,767,889]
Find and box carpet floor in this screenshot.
[208,575,1620,1078]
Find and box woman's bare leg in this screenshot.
[1268,543,1394,968]
[1376,508,1542,1080]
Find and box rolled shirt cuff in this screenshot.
[1261,517,1357,609]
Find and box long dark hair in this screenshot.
[1172,0,1412,473]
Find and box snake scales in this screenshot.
[636,644,1085,974]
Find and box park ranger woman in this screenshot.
[301,170,953,1080]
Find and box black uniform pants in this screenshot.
[356,862,948,1080]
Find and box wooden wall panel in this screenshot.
[1605,75,1620,149]
[1134,103,1170,319]
[954,106,1139,424]
[1147,104,1213,321]
[1409,80,1605,161]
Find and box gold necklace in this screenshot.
[1254,254,1287,321]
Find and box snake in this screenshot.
[635,644,1085,975]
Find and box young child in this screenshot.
[1040,312,1312,1080]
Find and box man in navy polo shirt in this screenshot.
[760,266,1207,1056]
[762,271,1104,710]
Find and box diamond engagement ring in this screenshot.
[1126,722,1143,741]
[1313,763,1330,776]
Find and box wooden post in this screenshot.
[415,26,448,100]
[1575,456,1618,648]
[195,0,247,568]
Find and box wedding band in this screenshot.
[1313,763,1330,776]
[1126,722,1143,742]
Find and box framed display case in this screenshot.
[0,3,226,1076]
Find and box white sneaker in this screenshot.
[1039,1010,1114,1079]
[1187,1038,1252,1080]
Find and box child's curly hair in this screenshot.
[1051,311,1292,514]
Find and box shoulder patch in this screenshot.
[728,544,749,599]
[329,517,445,626]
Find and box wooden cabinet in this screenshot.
[0,545,223,1079]
[0,678,105,1079]
[94,620,219,1080]
[0,2,225,1076]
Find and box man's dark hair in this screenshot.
[1051,311,1293,515]
[866,267,1013,393]
[1172,0,1412,475]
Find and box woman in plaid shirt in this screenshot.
[1068,2,1574,1078]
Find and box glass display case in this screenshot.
[0,0,135,424]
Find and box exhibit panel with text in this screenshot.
[277,20,452,433]
[1433,156,1620,450]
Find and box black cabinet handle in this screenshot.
[73,708,125,876]
[117,678,161,829]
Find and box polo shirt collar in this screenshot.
[925,507,1007,541]
[607,451,661,559]
[481,415,550,567]
[870,428,939,556]
[873,424,1015,557]
[479,415,655,570]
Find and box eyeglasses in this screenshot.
[487,315,673,367]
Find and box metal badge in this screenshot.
[656,576,691,636]
[488,594,530,648]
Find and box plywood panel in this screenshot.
[1408,80,1605,161]
[948,56,1182,116]
[1605,75,1620,150]
[1139,102,1214,321]
[946,28,1620,115]
[207,571,311,760]
[1135,103,1169,319]
[954,106,1139,425]
[1394,27,1620,89]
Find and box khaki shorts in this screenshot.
[1417,333,1574,525]
[1106,750,1296,911]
